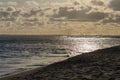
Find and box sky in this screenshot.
[0,0,120,35]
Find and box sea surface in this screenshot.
[0,35,120,77]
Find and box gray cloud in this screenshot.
[52,6,107,22]
[91,0,104,6]
[0,7,20,21]
[7,1,18,6]
[109,0,120,11]
[0,2,3,5]
[49,0,120,24]
[6,6,16,12]
[25,1,39,8]
[0,6,48,27]
[0,0,120,28]
[101,14,120,23]
[73,1,80,5]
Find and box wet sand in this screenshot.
[0,46,120,80]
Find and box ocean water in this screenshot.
[0,36,120,77]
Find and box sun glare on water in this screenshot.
[70,38,101,56]
[82,43,99,53]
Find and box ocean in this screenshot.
[0,35,120,77]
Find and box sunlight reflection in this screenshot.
[69,38,101,56]
[81,43,99,53]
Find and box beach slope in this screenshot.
[0,46,120,80]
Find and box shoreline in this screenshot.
[0,57,69,80]
[0,54,68,79]
[0,46,120,80]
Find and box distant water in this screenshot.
[0,36,120,77]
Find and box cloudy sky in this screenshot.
[0,0,120,35]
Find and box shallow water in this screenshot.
[0,36,120,76]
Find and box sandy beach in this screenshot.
[0,46,120,80]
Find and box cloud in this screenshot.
[0,7,17,21]
[7,1,18,6]
[51,5,107,22]
[0,2,3,5]
[6,6,16,12]
[49,0,120,24]
[73,1,80,5]
[100,13,120,23]
[0,5,48,27]
[91,0,104,6]
[109,0,120,11]
[25,1,39,8]
[0,0,120,28]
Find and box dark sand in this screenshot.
[0,46,120,80]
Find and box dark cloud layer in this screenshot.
[101,14,120,23]
[52,6,107,22]
[109,0,120,11]
[0,6,47,27]
[0,0,120,27]
[91,0,104,6]
[50,0,120,23]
